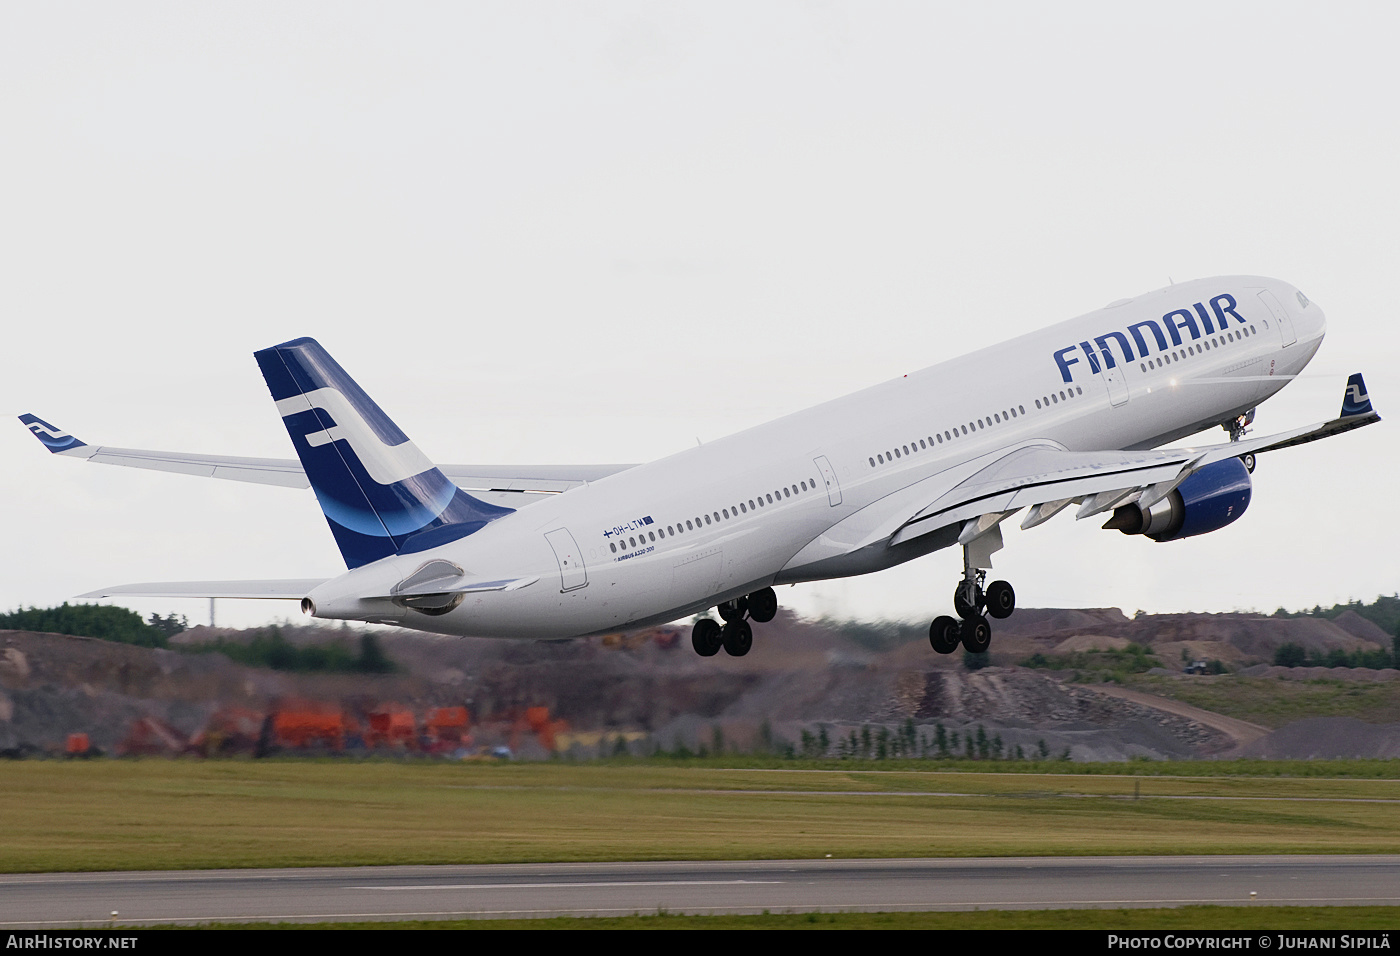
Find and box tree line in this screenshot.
[0,603,395,673]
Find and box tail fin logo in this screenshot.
[275,387,435,487]
[255,336,514,569]
[19,414,86,453]
[1342,373,1373,417]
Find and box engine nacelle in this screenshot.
[1103,457,1252,542]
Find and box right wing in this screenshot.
[18,414,635,506]
[890,372,1380,549]
[783,372,1379,574]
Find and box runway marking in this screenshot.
[352,879,782,891]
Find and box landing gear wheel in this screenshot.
[1240,452,1256,474]
[747,587,778,623]
[954,583,984,620]
[960,615,991,654]
[717,597,749,623]
[721,619,753,657]
[929,615,961,654]
[691,618,723,657]
[985,580,1016,620]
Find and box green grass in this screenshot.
[166,906,1400,929]
[7,760,1400,873]
[1021,643,1163,683]
[1124,675,1400,728]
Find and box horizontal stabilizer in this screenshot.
[388,559,538,598]
[394,576,538,598]
[76,579,327,600]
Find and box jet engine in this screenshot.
[1103,457,1252,542]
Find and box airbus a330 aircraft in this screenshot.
[22,276,1378,657]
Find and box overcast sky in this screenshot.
[4,2,1397,630]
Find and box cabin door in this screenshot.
[544,528,588,592]
[813,455,842,507]
[1257,290,1298,347]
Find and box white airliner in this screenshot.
[21,275,1378,657]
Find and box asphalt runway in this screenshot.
[5,856,1400,926]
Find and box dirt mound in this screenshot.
[0,629,467,752]
[1053,634,1132,653]
[992,611,1387,665]
[1231,717,1400,759]
[1123,614,1371,658]
[7,605,1398,762]
[1331,611,1394,645]
[997,608,1131,636]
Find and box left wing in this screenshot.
[76,580,328,600]
[18,414,310,488]
[18,414,635,506]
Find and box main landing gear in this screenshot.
[928,548,1016,656]
[692,586,777,657]
[1224,409,1257,473]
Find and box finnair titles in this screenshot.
[22,275,1377,658]
[1053,292,1255,383]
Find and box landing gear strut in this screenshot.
[1224,410,1257,472]
[928,544,1015,655]
[1224,408,1255,443]
[693,586,777,657]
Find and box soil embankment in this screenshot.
[3,606,1396,760]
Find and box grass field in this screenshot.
[7,759,1400,873]
[176,906,1400,930]
[1125,674,1400,728]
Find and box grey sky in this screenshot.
[4,2,1396,629]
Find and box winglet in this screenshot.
[1341,373,1373,417]
[18,414,89,455]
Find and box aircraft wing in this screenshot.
[18,414,635,504]
[76,580,329,600]
[889,373,1380,548]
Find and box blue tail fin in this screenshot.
[1341,373,1372,417]
[254,337,513,568]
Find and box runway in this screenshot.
[5,856,1400,926]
